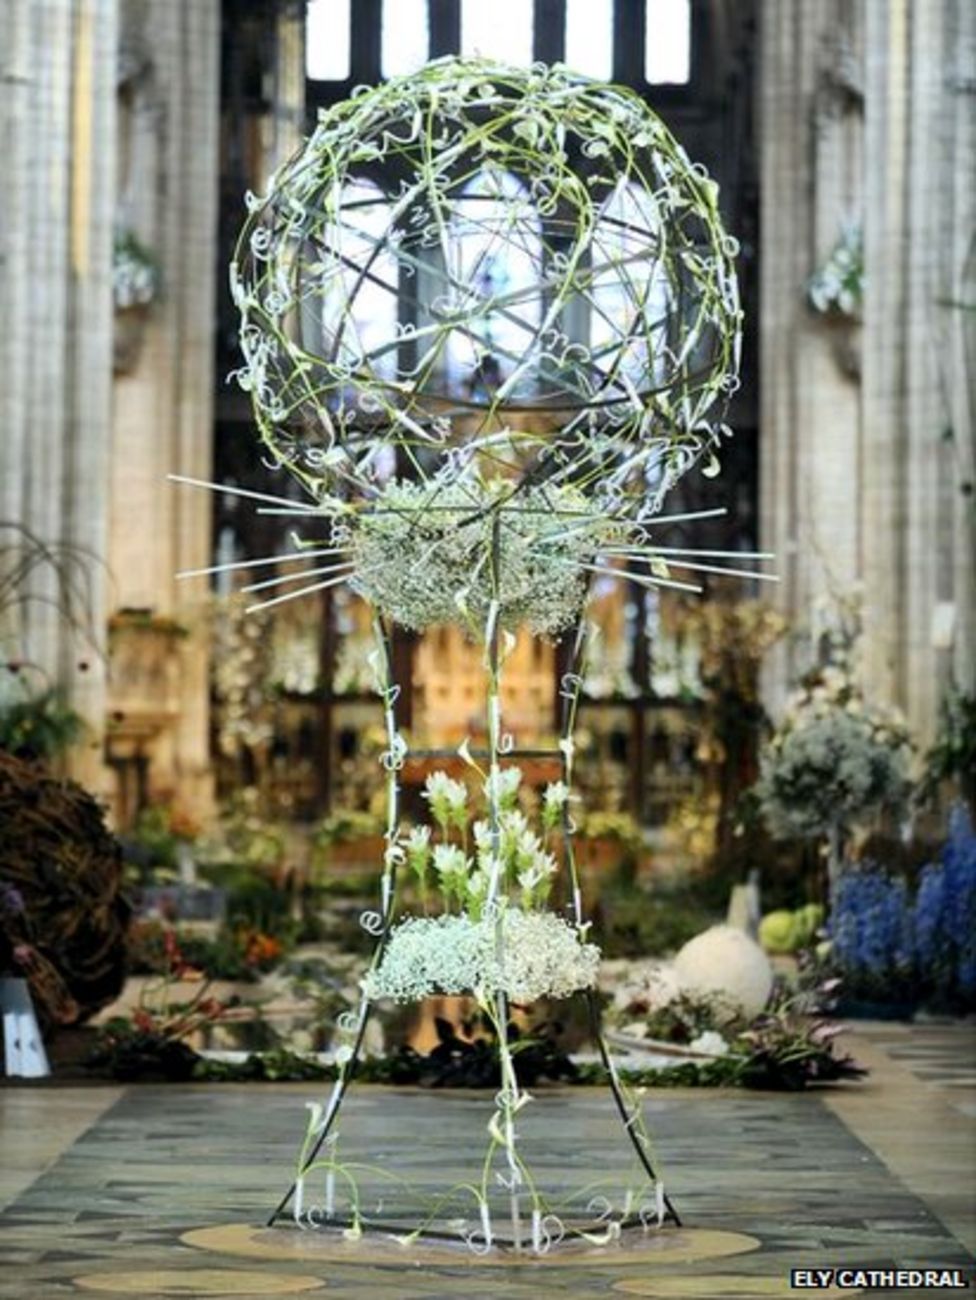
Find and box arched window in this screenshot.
[442,169,542,401]
[315,177,399,383]
[307,2,695,96]
[645,0,691,84]
[587,179,671,401]
[459,0,533,65]
[306,0,351,81]
[381,0,429,78]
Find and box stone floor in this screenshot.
[0,1023,973,1298]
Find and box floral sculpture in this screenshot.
[179,57,756,1254]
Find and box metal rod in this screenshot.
[586,990,681,1228]
[267,618,401,1228]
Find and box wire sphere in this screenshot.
[232,58,742,522]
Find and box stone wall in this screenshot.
[106,0,221,823]
[0,0,223,819]
[0,0,118,792]
[759,0,975,744]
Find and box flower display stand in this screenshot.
[175,55,765,1256]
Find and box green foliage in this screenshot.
[807,223,863,318]
[128,921,255,982]
[199,791,286,870]
[640,989,738,1044]
[196,861,297,946]
[759,904,824,955]
[193,1047,330,1083]
[224,875,292,939]
[87,1023,200,1081]
[113,228,160,308]
[311,871,376,899]
[312,809,385,864]
[575,1059,742,1088]
[758,711,910,841]
[613,966,865,1091]
[89,928,232,1080]
[0,689,85,761]
[127,807,182,870]
[919,686,976,805]
[578,810,643,849]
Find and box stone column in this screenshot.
[107,0,221,820]
[758,0,975,743]
[758,0,865,710]
[0,0,117,793]
[65,0,118,789]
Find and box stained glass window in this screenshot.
[443,170,542,399]
[314,178,398,382]
[588,180,671,393]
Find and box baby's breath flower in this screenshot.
[350,476,607,636]
[362,909,601,1003]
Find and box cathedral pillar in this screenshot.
[758,0,974,744]
[0,0,117,794]
[107,0,221,821]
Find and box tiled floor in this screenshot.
[0,1024,973,1298]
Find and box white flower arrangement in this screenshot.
[113,230,159,310]
[758,650,911,842]
[757,710,909,840]
[348,476,610,635]
[689,1030,730,1057]
[807,223,863,319]
[422,771,469,831]
[362,908,601,1004]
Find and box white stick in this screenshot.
[245,570,352,613]
[241,562,355,594]
[177,548,346,579]
[578,560,702,594]
[168,473,313,510]
[600,546,775,560]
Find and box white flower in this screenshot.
[361,910,602,1004]
[405,825,431,863]
[689,1030,729,1057]
[499,810,529,861]
[422,771,468,830]
[432,844,469,880]
[514,828,544,868]
[543,781,570,809]
[485,766,522,810]
[472,819,493,855]
[517,849,557,908]
[542,781,570,829]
